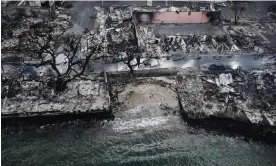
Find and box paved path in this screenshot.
[2,55,275,76]
[154,24,225,36]
[69,1,99,30]
[88,55,276,73]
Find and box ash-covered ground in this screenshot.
[1,1,276,143]
[110,69,276,127]
[177,69,276,126]
[2,77,110,117]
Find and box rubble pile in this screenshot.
[1,38,20,52]
[136,26,162,57]
[107,22,136,44]
[224,26,269,53]
[2,79,110,116]
[109,6,133,24]
[55,8,71,20]
[51,18,72,34]
[106,21,137,54]
[251,23,276,35]
[1,12,72,55]
[177,69,276,126]
[78,29,106,60]
[94,7,107,34]
[136,25,239,57]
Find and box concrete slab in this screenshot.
[69,1,98,30]
[153,24,225,36]
[177,69,276,126]
[1,79,110,117]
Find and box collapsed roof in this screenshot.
[178,69,276,126]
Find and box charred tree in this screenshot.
[230,2,248,25]
[18,20,101,91]
[116,40,156,77]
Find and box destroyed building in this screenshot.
[108,6,133,24]
[111,5,273,57]
[103,5,225,58]
[177,69,276,126]
[106,21,137,54]
[93,3,276,59]
[223,25,271,53]
[131,5,237,57]
[16,0,56,18]
[1,1,72,60]
[1,78,111,117]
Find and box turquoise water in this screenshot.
[2,105,276,166]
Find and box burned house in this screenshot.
[177,69,276,126]
[103,5,225,58]
[223,25,273,53]
[102,6,139,58]
[135,23,240,57]
[131,4,275,57]
[106,22,137,54]
[16,0,56,18]
[130,6,239,57]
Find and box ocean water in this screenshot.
[2,104,276,166]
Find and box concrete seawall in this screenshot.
[106,67,179,77]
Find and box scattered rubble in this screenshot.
[134,21,275,57]
[1,79,110,117]
[109,6,133,24]
[177,69,276,126]
[1,8,72,57]
[223,25,270,53]
[136,24,240,57]
[251,23,276,35]
[106,21,137,54]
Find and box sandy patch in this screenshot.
[118,83,178,110]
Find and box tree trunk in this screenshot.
[129,67,134,77]
[55,78,68,92]
[136,57,141,67]
[127,64,134,77]
[234,9,238,25]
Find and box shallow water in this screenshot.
[2,104,276,166]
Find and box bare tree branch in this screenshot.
[17,19,101,91]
